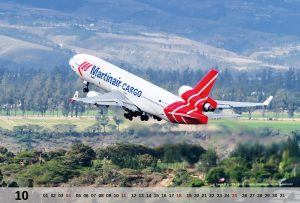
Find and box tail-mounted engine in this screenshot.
[179,86,217,112]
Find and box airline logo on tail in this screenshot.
[164,69,218,124]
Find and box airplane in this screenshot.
[69,54,273,125]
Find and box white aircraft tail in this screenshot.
[263,96,273,106]
[70,91,79,103]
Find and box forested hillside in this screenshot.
[0,136,299,187]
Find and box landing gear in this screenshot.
[140,114,149,121]
[123,109,147,121]
[83,87,89,93]
[124,113,133,121]
[83,81,89,93]
[123,108,153,122]
[132,111,139,117]
[153,115,162,121]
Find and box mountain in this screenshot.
[0,0,300,70]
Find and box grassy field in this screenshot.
[4,109,298,118]
[0,110,114,117]
[0,117,97,131]
[209,119,300,134]
[239,110,300,119]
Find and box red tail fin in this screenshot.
[193,69,218,98]
[181,69,218,102]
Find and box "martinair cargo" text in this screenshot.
[90,66,142,97]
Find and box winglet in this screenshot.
[70,91,79,103]
[263,96,273,106]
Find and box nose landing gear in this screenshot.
[83,81,89,93]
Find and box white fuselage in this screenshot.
[69,54,181,120]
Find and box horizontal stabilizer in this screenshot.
[206,113,241,119]
[263,96,273,106]
[217,96,273,109]
[70,91,79,103]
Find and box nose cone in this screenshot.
[69,56,75,70]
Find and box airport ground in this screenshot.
[0,109,299,155]
[0,111,299,133]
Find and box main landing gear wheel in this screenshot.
[124,113,133,121]
[140,115,149,121]
[153,115,162,121]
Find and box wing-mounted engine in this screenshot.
[86,91,101,98]
[85,91,109,114]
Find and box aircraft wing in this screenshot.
[171,112,241,119]
[71,90,139,111]
[206,113,241,119]
[216,96,273,109]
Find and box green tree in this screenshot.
[220,157,249,183]
[0,147,8,155]
[279,150,292,177]
[23,159,78,186]
[181,143,205,165]
[229,165,247,183]
[0,170,3,185]
[113,116,123,132]
[7,181,18,187]
[53,124,76,133]
[285,135,300,157]
[96,144,159,169]
[159,144,182,163]
[46,149,66,161]
[108,123,117,132]
[197,149,217,172]
[158,143,205,165]
[172,169,204,187]
[251,162,272,182]
[97,114,109,133]
[12,150,38,164]
[27,179,33,187]
[86,123,102,133]
[137,154,158,169]
[206,167,227,185]
[286,93,298,118]
[67,143,96,167]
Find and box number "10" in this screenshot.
[15,191,29,201]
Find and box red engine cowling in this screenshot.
[194,96,217,112]
[181,88,218,112]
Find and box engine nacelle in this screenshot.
[203,102,215,112]
[86,91,100,98]
[178,85,193,98]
